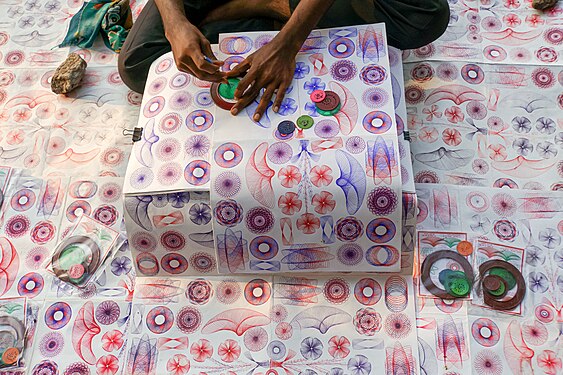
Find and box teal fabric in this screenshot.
[59,0,130,53]
[102,0,130,52]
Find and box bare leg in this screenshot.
[201,0,291,25]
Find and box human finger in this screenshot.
[179,60,225,82]
[192,50,223,75]
[200,40,223,66]
[233,69,257,99]
[272,81,290,113]
[253,84,276,121]
[230,81,262,115]
[225,59,251,78]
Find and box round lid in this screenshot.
[218,78,240,100]
[68,264,85,279]
[489,267,516,289]
[315,91,340,111]
[316,103,341,117]
[277,120,296,135]
[439,269,466,285]
[296,115,314,129]
[58,244,87,270]
[2,347,19,365]
[446,278,470,297]
[456,241,473,256]
[483,275,506,297]
[310,90,326,103]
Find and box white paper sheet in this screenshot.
[210,25,404,273]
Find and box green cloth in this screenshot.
[59,0,131,53]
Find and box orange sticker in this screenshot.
[457,241,473,256]
[68,264,85,279]
[2,347,19,364]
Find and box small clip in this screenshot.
[123,127,143,142]
[403,131,411,142]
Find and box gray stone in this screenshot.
[532,0,559,10]
[51,53,87,94]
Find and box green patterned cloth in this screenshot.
[59,0,132,53]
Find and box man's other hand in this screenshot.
[226,38,296,121]
[167,21,226,82]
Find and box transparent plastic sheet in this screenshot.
[415,183,563,374]
[0,296,40,374]
[43,215,125,290]
[416,230,475,301]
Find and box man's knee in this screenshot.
[117,0,170,93]
[396,0,450,50]
[118,46,146,94]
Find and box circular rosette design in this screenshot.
[384,313,412,339]
[471,318,500,347]
[146,306,174,334]
[160,231,186,251]
[366,218,396,243]
[244,327,269,352]
[214,199,243,227]
[367,187,398,215]
[323,278,350,304]
[95,300,120,325]
[190,252,216,274]
[93,205,118,226]
[176,306,202,334]
[300,337,323,360]
[216,279,241,304]
[5,215,30,238]
[186,279,213,305]
[32,360,58,375]
[45,302,72,330]
[493,220,517,242]
[31,221,56,244]
[244,279,271,305]
[330,60,357,81]
[335,217,364,242]
[360,64,387,85]
[245,207,274,234]
[354,278,382,306]
[353,307,381,336]
[337,244,363,266]
[250,236,278,260]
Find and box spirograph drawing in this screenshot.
[335,150,366,215]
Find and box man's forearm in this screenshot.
[154,0,190,37]
[276,0,336,53]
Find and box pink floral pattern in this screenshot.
[328,336,350,358]
[101,330,124,352]
[444,106,464,124]
[296,213,320,235]
[312,191,336,214]
[191,339,213,362]
[278,192,302,215]
[310,165,333,187]
[442,128,462,146]
[278,166,302,188]
[218,339,241,363]
[537,350,562,375]
[488,144,508,161]
[166,354,190,375]
[96,355,119,375]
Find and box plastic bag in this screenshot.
[44,214,125,289]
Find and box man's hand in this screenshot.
[225,0,335,120]
[227,38,297,121]
[166,21,226,82]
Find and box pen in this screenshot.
[204,56,214,63]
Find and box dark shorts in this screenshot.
[118,0,450,93]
